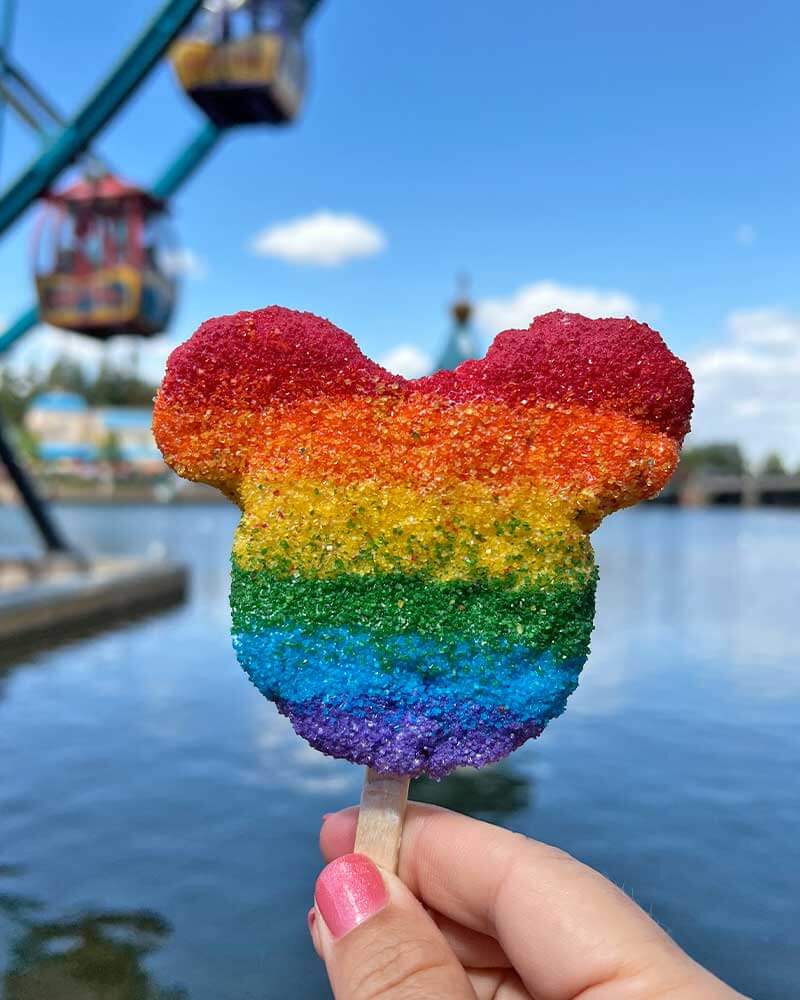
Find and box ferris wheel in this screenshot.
[0,0,322,350]
[0,0,324,553]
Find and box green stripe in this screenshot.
[231,564,597,663]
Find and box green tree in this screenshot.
[0,368,40,424]
[761,451,787,476]
[99,430,123,464]
[87,357,155,406]
[0,352,158,433]
[44,356,89,396]
[12,426,40,462]
[675,443,747,480]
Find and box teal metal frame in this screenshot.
[0,0,323,356]
[0,0,17,179]
[0,0,323,555]
[0,0,203,238]
[152,120,221,200]
[0,302,37,351]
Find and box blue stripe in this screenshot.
[233,626,584,726]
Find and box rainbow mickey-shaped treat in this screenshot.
[153,307,693,777]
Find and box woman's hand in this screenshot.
[308,803,746,999]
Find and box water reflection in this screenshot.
[0,866,41,924]
[411,760,531,820]
[1,870,186,1000]
[0,594,188,675]
[0,600,188,712]
[0,506,797,999]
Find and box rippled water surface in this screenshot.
[0,504,797,998]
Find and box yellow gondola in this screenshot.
[170,0,307,127]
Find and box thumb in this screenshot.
[310,853,475,1000]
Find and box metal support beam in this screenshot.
[0,0,17,179]
[0,0,204,238]
[0,304,39,354]
[0,410,70,553]
[0,78,49,135]
[0,57,110,175]
[153,120,222,199]
[5,59,64,128]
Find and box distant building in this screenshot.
[24,391,98,462]
[25,391,160,468]
[95,407,161,466]
[434,288,482,371]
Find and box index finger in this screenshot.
[320,803,712,1000]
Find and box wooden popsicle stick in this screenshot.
[354,768,410,874]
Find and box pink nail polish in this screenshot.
[314,854,388,940]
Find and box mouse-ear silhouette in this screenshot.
[155,307,692,516]
[421,311,693,524]
[153,306,398,497]
[458,311,692,440]
[154,305,693,777]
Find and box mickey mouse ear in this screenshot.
[421,310,693,524]
[453,311,694,443]
[153,306,401,496]
[160,306,393,408]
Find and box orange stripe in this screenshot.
[153,393,678,515]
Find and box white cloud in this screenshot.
[732,399,764,418]
[160,248,207,280]
[135,337,179,384]
[8,325,100,373]
[689,308,800,465]
[6,324,177,386]
[249,211,387,266]
[205,0,249,11]
[378,344,432,379]
[736,223,756,246]
[727,308,798,348]
[475,280,641,334]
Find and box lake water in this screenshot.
[0,504,797,999]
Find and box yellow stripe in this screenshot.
[233,477,594,587]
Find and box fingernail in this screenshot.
[314,854,388,940]
[322,812,333,822]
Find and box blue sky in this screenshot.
[2,0,800,461]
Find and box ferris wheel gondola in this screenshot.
[33,173,178,340]
[170,0,308,127]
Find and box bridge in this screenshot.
[658,474,800,508]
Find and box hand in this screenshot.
[308,803,746,999]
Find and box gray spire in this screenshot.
[434,280,481,372]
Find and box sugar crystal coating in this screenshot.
[153,307,693,777]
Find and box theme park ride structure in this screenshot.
[0,0,322,552]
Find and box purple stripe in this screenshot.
[274,697,543,778]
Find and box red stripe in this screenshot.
[158,306,693,442]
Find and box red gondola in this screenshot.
[170,0,307,127]
[34,174,177,340]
